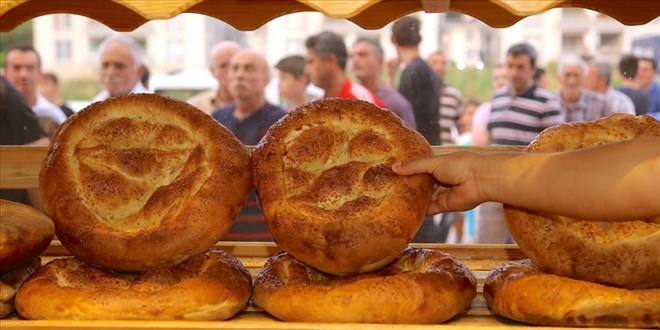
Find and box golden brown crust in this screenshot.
[504,114,660,289]
[1,257,40,318]
[252,98,434,275]
[39,94,252,272]
[0,200,54,272]
[253,247,476,324]
[484,259,660,328]
[15,249,251,320]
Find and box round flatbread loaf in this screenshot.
[0,199,54,272]
[253,247,476,324]
[1,257,40,318]
[504,114,660,289]
[40,94,252,272]
[15,249,251,320]
[252,98,434,275]
[484,259,660,328]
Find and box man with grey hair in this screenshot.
[350,37,416,128]
[557,54,613,122]
[92,34,148,102]
[212,49,286,145]
[187,40,242,114]
[304,31,383,106]
[211,49,286,242]
[584,61,635,115]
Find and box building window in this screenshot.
[54,15,72,30]
[167,40,184,62]
[562,33,583,53]
[562,8,585,19]
[446,12,463,23]
[600,33,621,51]
[55,40,72,61]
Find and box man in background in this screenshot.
[533,67,548,89]
[187,41,241,114]
[636,57,660,118]
[274,55,318,111]
[350,37,416,129]
[40,72,75,118]
[584,61,635,115]
[140,65,150,90]
[427,49,463,145]
[390,16,440,145]
[0,76,49,210]
[92,35,148,102]
[617,54,649,115]
[489,43,562,145]
[471,64,508,147]
[304,31,383,106]
[212,49,286,145]
[483,43,563,244]
[211,49,287,242]
[4,45,67,137]
[556,54,614,122]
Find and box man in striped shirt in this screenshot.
[305,31,384,107]
[488,43,563,146]
[557,54,617,122]
[482,43,563,244]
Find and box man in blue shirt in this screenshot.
[637,57,660,119]
[212,49,287,241]
[212,49,286,145]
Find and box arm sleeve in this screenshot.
[0,77,43,145]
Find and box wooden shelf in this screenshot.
[0,242,628,329]
[0,145,522,190]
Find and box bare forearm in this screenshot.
[481,137,660,221]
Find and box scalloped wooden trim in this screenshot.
[1,0,658,32]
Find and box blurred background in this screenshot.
[1,8,658,110]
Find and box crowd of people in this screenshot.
[2,15,659,243]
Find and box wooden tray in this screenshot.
[0,242,630,330]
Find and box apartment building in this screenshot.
[32,9,659,81]
[32,14,246,79]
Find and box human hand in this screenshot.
[391,152,486,215]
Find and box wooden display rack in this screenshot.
[0,146,631,329]
[1,1,654,329]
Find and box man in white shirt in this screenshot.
[584,61,635,115]
[4,45,66,137]
[92,35,148,102]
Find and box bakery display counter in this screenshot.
[0,145,522,189]
[0,241,626,330]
